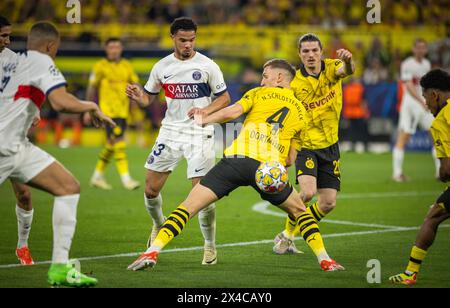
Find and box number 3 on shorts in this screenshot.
[153,143,166,156]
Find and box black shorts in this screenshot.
[106,118,127,140]
[295,142,341,191]
[200,157,293,206]
[436,187,450,212]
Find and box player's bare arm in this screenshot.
[125,83,157,107]
[285,143,298,167]
[439,157,450,182]
[194,103,244,126]
[406,80,427,108]
[335,49,355,78]
[48,87,116,128]
[188,91,231,119]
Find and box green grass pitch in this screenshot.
[0,146,449,288]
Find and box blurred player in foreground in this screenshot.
[0,22,115,287]
[1,14,37,266]
[389,69,450,285]
[127,59,344,272]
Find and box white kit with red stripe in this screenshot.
[144,51,227,138]
[0,50,67,156]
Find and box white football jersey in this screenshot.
[144,51,227,137]
[400,56,431,104]
[0,50,67,156]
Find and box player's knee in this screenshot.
[319,199,336,213]
[58,178,81,196]
[17,189,32,207]
[145,186,160,199]
[301,190,315,203]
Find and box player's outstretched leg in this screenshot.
[277,189,344,271]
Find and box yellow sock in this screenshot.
[153,205,190,249]
[290,202,325,236]
[307,202,326,223]
[113,141,130,177]
[296,212,329,260]
[95,143,114,173]
[284,215,297,238]
[406,246,427,274]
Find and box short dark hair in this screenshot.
[28,21,59,42]
[414,38,427,46]
[170,17,197,35]
[298,33,322,50]
[263,59,296,80]
[0,15,11,29]
[105,37,122,46]
[420,69,450,92]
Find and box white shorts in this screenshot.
[398,100,434,135]
[0,142,55,185]
[144,133,216,179]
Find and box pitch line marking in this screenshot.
[1,225,450,269]
[252,201,405,229]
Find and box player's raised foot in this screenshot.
[47,263,98,288]
[123,178,140,191]
[16,247,34,265]
[90,176,112,190]
[273,232,304,255]
[392,174,410,183]
[127,251,159,271]
[320,259,345,272]
[202,245,217,265]
[146,217,167,248]
[388,272,417,285]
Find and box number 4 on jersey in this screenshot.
[266,107,290,133]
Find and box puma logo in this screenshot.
[307,235,317,243]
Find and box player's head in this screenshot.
[261,59,296,88]
[298,33,323,70]
[170,17,197,60]
[104,37,123,61]
[412,38,428,60]
[27,21,60,59]
[0,15,12,52]
[420,69,450,117]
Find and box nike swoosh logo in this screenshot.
[164,75,173,79]
[195,168,205,173]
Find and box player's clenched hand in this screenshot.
[193,109,207,127]
[32,114,41,127]
[126,83,144,102]
[188,107,207,119]
[90,108,116,128]
[336,49,352,63]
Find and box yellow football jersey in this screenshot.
[430,100,450,160]
[224,87,306,165]
[89,58,139,118]
[290,59,345,150]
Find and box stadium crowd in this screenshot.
[2,0,449,27]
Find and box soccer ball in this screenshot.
[255,161,289,194]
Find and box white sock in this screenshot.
[144,193,165,226]
[317,251,331,263]
[52,194,79,264]
[92,170,104,180]
[392,147,404,178]
[121,173,131,184]
[431,147,441,178]
[16,205,34,248]
[198,203,216,247]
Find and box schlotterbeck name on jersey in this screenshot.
[163,83,211,99]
